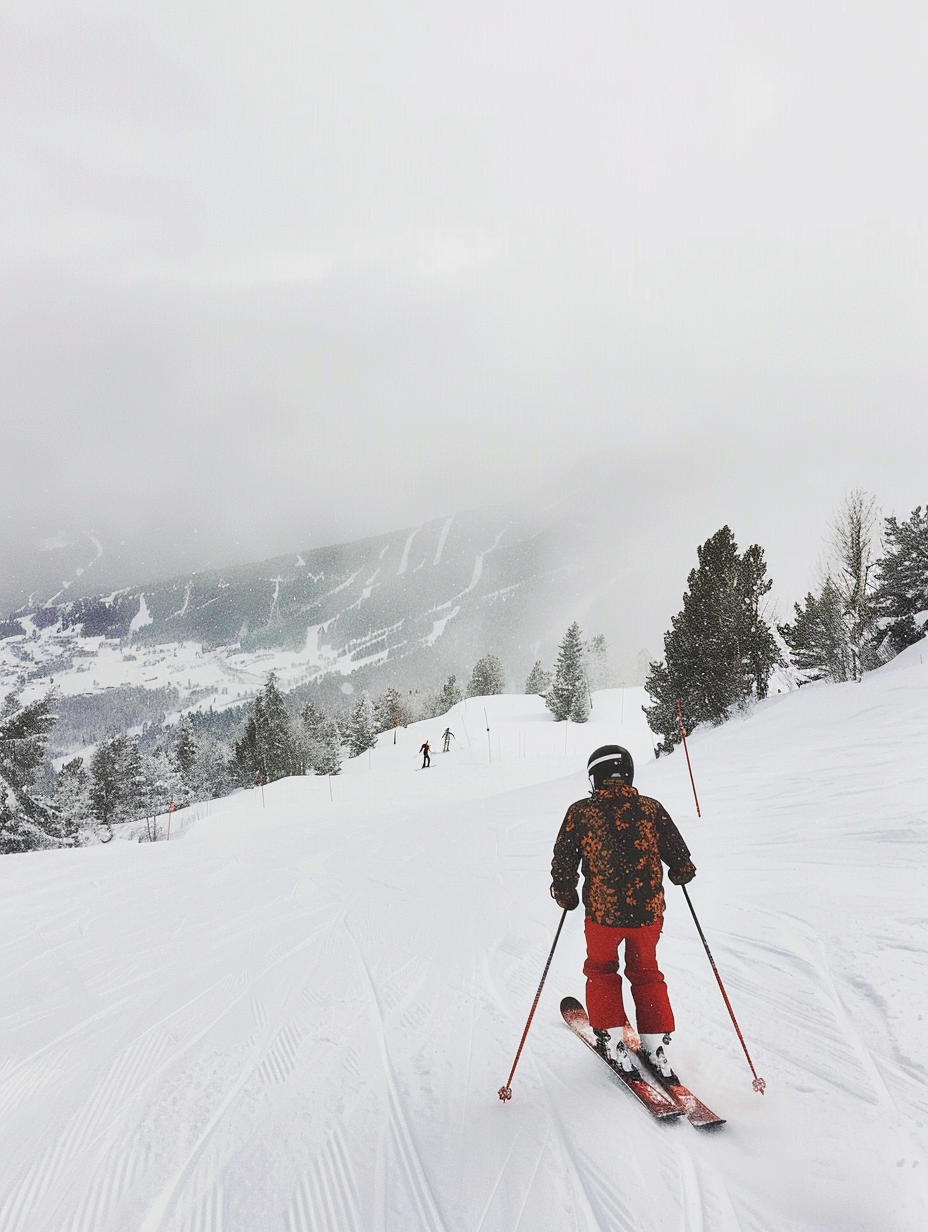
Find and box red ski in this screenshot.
[632,1047,725,1130]
[560,997,683,1121]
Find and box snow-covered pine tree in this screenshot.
[188,733,232,800]
[346,694,377,758]
[232,710,260,786]
[779,492,881,682]
[644,526,781,752]
[373,688,412,735]
[49,757,94,846]
[525,661,552,695]
[89,735,145,839]
[173,716,198,781]
[312,717,343,776]
[254,672,298,782]
[437,675,463,712]
[466,655,506,697]
[585,634,613,691]
[778,580,854,682]
[232,673,298,785]
[294,701,343,774]
[0,690,59,854]
[872,504,928,658]
[546,623,589,722]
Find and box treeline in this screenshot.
[643,493,927,754]
[2,634,615,853]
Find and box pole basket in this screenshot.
[752,1076,767,1095]
[498,1086,512,1102]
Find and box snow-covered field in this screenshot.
[2,663,927,1230]
[1,620,335,714]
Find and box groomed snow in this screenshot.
[1,667,927,1229]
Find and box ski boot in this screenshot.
[640,1032,679,1083]
[593,1027,638,1075]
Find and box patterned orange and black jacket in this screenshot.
[551,780,694,927]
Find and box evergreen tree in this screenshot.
[872,504,928,657]
[525,661,552,695]
[437,674,463,712]
[585,634,613,691]
[779,492,882,682]
[779,581,853,682]
[0,690,59,854]
[231,711,260,786]
[49,757,93,846]
[295,701,343,774]
[644,527,782,751]
[89,735,145,838]
[255,672,298,781]
[173,716,198,779]
[312,717,343,776]
[232,673,298,785]
[188,734,233,800]
[346,694,378,758]
[373,688,413,734]
[466,655,506,697]
[547,623,589,722]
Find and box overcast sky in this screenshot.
[1,1,926,611]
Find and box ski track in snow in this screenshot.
[3,669,928,1228]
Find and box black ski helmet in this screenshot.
[587,744,634,788]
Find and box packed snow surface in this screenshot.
[2,666,928,1230]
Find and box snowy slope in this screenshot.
[1,663,927,1231]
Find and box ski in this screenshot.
[560,997,683,1121]
[632,1047,726,1130]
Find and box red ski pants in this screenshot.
[583,917,674,1034]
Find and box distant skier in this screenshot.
[441,727,455,752]
[419,740,431,768]
[550,745,695,1079]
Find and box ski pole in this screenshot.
[674,699,701,817]
[681,885,766,1094]
[498,908,569,1102]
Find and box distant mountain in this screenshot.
[2,461,724,740]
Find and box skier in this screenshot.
[419,740,431,768]
[550,745,695,1079]
[441,727,455,752]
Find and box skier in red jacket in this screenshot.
[550,745,695,1078]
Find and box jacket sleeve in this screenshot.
[551,805,582,894]
[655,806,695,882]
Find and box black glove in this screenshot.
[668,860,696,886]
[550,882,580,911]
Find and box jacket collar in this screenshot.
[594,779,637,799]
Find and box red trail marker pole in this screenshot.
[674,699,701,817]
[498,908,569,1102]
